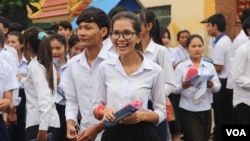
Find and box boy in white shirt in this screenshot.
[202,13,233,141]
[65,7,110,141]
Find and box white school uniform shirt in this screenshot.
[18,55,28,89]
[4,44,18,62]
[175,45,190,63]
[93,54,166,125]
[65,46,108,135]
[0,48,20,106]
[226,30,248,89]
[56,63,67,105]
[167,47,181,66]
[0,60,19,113]
[104,39,176,96]
[142,40,176,96]
[232,40,250,107]
[211,33,232,79]
[24,57,60,130]
[174,59,221,111]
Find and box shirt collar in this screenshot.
[185,58,206,68]
[107,52,155,73]
[144,39,155,54]
[28,56,38,69]
[214,33,225,44]
[76,44,109,65]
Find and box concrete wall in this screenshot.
[140,0,216,49]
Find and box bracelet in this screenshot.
[94,105,105,119]
[98,105,105,115]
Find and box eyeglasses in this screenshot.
[110,31,136,40]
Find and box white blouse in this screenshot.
[105,39,176,96]
[93,55,166,125]
[24,57,60,130]
[174,59,221,111]
[143,40,176,96]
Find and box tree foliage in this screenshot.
[0,0,39,29]
[0,0,39,13]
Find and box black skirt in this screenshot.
[101,122,159,141]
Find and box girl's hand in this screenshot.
[17,74,24,81]
[102,107,116,123]
[119,111,144,124]
[182,81,192,89]
[207,80,214,88]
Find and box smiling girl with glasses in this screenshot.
[93,11,166,141]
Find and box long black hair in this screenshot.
[23,27,54,93]
[135,9,163,45]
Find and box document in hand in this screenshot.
[185,73,214,87]
[104,100,142,127]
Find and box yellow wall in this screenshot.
[140,0,216,53]
[140,0,170,7]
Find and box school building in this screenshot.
[27,0,245,49]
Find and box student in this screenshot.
[93,10,166,141]
[57,20,72,41]
[174,34,221,141]
[68,34,85,58]
[7,31,27,141]
[231,17,250,125]
[65,7,110,141]
[0,59,19,141]
[135,9,176,141]
[202,13,233,141]
[49,34,68,141]
[159,26,180,67]
[23,27,60,141]
[174,30,190,64]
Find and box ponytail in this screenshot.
[151,19,163,45]
[38,36,54,93]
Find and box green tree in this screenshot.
[0,0,39,29]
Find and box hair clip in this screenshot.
[38,32,47,40]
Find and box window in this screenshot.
[148,5,171,27]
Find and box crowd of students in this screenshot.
[0,5,250,141]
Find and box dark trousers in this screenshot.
[26,125,59,141]
[0,115,9,141]
[55,103,67,141]
[232,103,250,124]
[180,108,211,141]
[148,100,168,141]
[10,89,26,141]
[212,79,233,141]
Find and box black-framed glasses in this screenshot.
[110,31,136,40]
